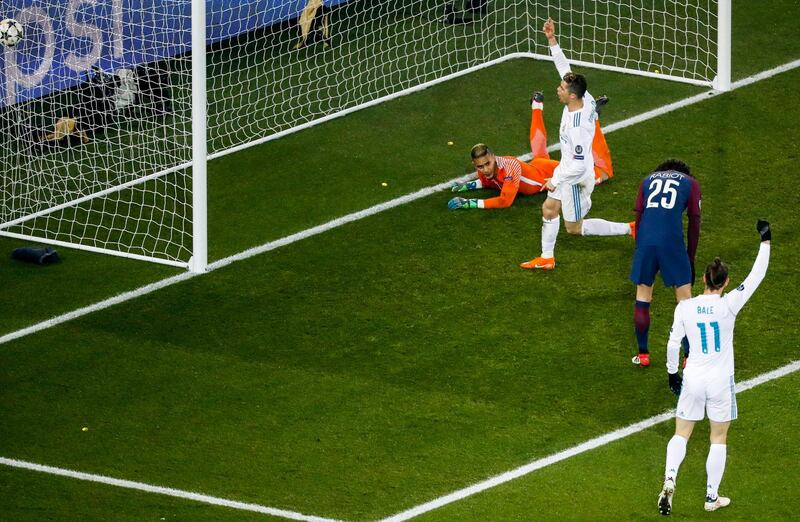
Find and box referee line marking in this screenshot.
[0,457,342,522]
[2,360,798,520]
[1,58,798,348]
[378,360,800,521]
[0,59,797,520]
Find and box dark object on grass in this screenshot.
[11,247,60,265]
[442,0,488,24]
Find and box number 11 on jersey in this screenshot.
[697,321,721,353]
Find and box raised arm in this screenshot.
[543,18,571,78]
[724,220,771,315]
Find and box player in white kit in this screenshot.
[520,17,631,271]
[657,220,772,516]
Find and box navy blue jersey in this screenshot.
[634,170,701,251]
[630,170,701,287]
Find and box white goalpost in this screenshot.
[0,0,731,271]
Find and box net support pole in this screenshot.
[713,0,732,92]
[190,0,208,273]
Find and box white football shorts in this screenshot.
[676,374,738,422]
[550,176,594,222]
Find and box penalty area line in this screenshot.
[378,360,800,522]
[1,58,798,350]
[0,457,344,522]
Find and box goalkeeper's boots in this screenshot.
[704,495,731,512]
[519,256,555,270]
[595,94,609,115]
[658,478,676,516]
[629,221,637,240]
[531,91,544,110]
[632,352,650,367]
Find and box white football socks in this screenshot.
[581,218,630,236]
[706,444,727,499]
[541,216,560,258]
[665,434,688,482]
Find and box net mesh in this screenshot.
[0,0,719,266]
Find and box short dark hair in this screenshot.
[562,72,587,99]
[704,257,729,290]
[470,143,492,160]
[654,159,691,176]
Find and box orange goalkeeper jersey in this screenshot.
[476,156,557,208]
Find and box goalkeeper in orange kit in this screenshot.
[448,92,613,209]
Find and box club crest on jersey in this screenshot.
[575,145,583,154]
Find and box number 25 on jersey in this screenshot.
[646,179,679,209]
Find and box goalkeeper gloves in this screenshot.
[668,372,683,396]
[448,197,479,210]
[757,219,771,241]
[451,180,478,192]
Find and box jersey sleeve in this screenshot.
[724,242,771,315]
[481,160,521,208]
[549,44,571,78]
[633,179,646,225]
[665,303,686,374]
[687,178,702,217]
[686,178,702,264]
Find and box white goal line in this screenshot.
[379,360,800,521]
[1,57,799,349]
[1,57,799,520]
[380,361,800,522]
[0,456,343,522]
[2,360,798,521]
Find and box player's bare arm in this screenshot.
[543,17,557,46]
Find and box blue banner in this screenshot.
[1,0,346,108]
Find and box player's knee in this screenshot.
[541,201,559,219]
[709,433,728,445]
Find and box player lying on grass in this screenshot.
[519,17,634,271]
[31,115,91,151]
[657,220,771,516]
[447,91,613,210]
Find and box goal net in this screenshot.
[0,0,729,270]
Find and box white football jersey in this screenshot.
[549,44,597,187]
[666,243,771,378]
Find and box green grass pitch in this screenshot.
[1,1,800,520]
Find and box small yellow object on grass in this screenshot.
[81,427,89,432]
[381,182,388,187]
[447,141,454,145]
